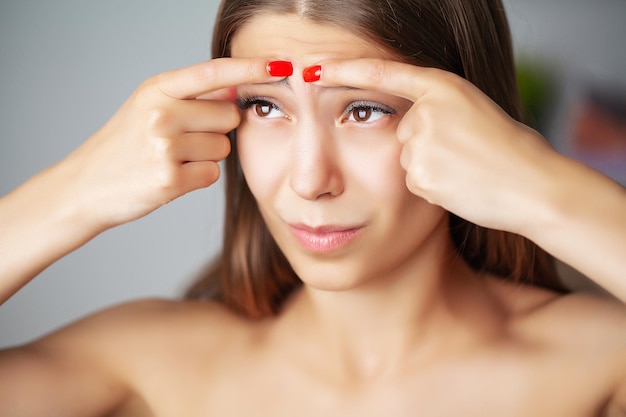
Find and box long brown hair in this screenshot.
[186,0,563,317]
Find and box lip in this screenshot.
[289,223,363,254]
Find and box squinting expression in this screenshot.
[231,14,449,291]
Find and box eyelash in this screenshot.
[237,95,396,123]
[342,101,395,123]
[237,95,285,117]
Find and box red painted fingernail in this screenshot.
[266,60,293,77]
[303,65,322,82]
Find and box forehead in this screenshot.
[231,13,396,63]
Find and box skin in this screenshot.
[1,13,625,417]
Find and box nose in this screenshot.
[289,121,344,200]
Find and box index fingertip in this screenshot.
[313,58,425,102]
[266,60,294,77]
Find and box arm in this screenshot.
[0,58,285,415]
[0,299,178,417]
[0,161,107,302]
[0,57,284,304]
[0,337,129,417]
[524,151,626,301]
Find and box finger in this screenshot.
[176,133,231,163]
[155,57,289,100]
[179,99,241,133]
[149,99,240,135]
[314,58,438,103]
[196,86,238,103]
[180,161,222,192]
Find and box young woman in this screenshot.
[1,0,625,416]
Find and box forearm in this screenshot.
[529,153,626,301]
[0,161,103,303]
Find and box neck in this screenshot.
[281,232,506,381]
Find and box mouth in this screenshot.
[288,223,364,254]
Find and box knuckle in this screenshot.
[200,60,220,82]
[406,170,427,195]
[154,163,179,192]
[138,75,157,92]
[150,138,178,172]
[418,103,438,127]
[443,71,472,95]
[404,153,434,191]
[364,59,388,84]
[146,107,175,132]
[396,119,414,143]
[137,75,163,99]
[152,135,174,156]
[419,100,435,117]
[405,173,423,196]
[130,81,154,106]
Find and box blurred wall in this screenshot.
[1,1,625,347]
[504,0,626,182]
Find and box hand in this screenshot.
[0,57,291,300]
[59,58,280,231]
[315,59,556,234]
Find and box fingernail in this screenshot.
[303,65,322,82]
[266,60,293,77]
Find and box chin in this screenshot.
[288,257,376,292]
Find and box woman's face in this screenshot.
[231,14,449,291]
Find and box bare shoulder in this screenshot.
[491,281,626,415]
[72,297,244,333]
[14,298,247,385]
[35,297,250,357]
[487,277,626,334]
[515,289,626,338]
[488,277,626,372]
[0,298,250,417]
[521,290,626,376]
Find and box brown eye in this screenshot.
[344,102,393,124]
[254,103,273,117]
[352,107,372,122]
[247,100,285,119]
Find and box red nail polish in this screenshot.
[303,65,322,82]
[267,60,293,77]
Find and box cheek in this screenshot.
[236,123,289,201]
[340,130,441,227]
[341,131,407,199]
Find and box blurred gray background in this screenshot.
[1,0,625,347]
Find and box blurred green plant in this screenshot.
[516,58,557,135]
